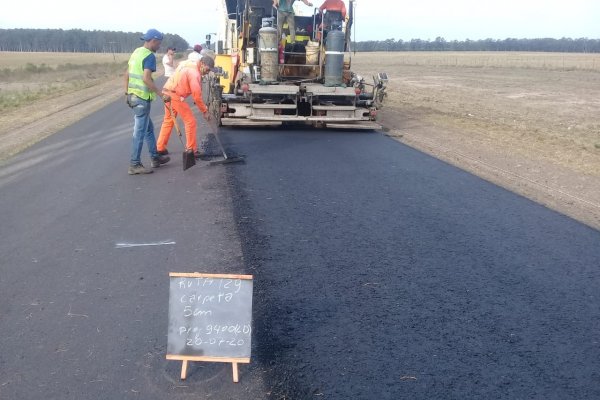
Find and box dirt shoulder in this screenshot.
[0,77,124,163]
[374,62,600,231]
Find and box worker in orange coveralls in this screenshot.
[156,56,212,159]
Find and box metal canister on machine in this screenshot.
[258,26,278,83]
[324,30,345,86]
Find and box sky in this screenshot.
[1,0,598,46]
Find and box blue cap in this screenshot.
[140,29,164,41]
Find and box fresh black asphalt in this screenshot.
[228,128,600,399]
[1,98,599,399]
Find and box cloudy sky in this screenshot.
[1,0,598,46]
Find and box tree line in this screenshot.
[1,29,598,54]
[0,29,188,53]
[351,37,600,53]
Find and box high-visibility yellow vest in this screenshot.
[127,47,156,100]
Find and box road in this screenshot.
[1,99,599,399]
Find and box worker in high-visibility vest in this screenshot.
[125,28,171,175]
[157,56,213,159]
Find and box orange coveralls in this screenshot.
[157,60,208,152]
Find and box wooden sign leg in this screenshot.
[181,360,189,380]
[232,362,239,383]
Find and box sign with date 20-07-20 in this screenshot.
[166,272,253,382]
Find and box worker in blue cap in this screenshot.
[124,28,171,175]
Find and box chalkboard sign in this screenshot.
[166,273,253,381]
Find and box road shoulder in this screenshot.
[380,106,600,231]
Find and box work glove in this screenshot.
[162,94,171,103]
[125,93,132,107]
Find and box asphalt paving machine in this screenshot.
[209,0,388,129]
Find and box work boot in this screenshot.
[128,164,153,175]
[151,155,171,168]
[157,149,169,155]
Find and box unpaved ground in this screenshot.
[0,77,124,160]
[2,52,600,230]
[352,52,600,231]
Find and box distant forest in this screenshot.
[0,29,188,53]
[352,37,600,53]
[0,28,598,53]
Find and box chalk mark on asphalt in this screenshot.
[115,241,176,249]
